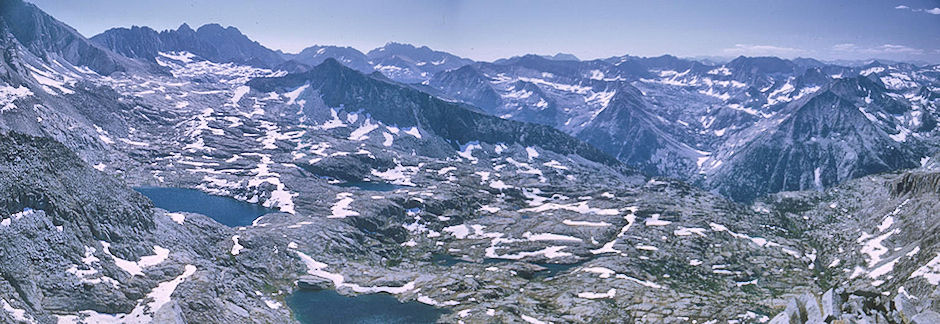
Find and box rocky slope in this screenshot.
[0,0,133,75]
[759,158,940,323]
[0,0,150,164]
[707,76,926,201]
[0,131,300,323]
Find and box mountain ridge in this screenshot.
[247,58,627,168]
[90,23,285,69]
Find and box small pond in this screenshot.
[134,187,275,227]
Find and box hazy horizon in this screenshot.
[30,0,940,64]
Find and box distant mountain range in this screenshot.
[427,54,938,201]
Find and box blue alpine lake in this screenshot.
[286,289,449,324]
[134,187,275,227]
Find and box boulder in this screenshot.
[297,275,334,290]
[912,311,940,324]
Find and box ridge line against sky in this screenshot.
[30,0,940,64]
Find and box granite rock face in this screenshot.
[0,0,131,75]
[91,23,285,69]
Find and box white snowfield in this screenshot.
[578,288,616,299]
[99,242,170,277]
[0,85,33,112]
[910,253,940,285]
[231,235,244,255]
[3,298,35,323]
[330,193,360,218]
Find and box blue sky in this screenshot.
[32,0,940,63]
